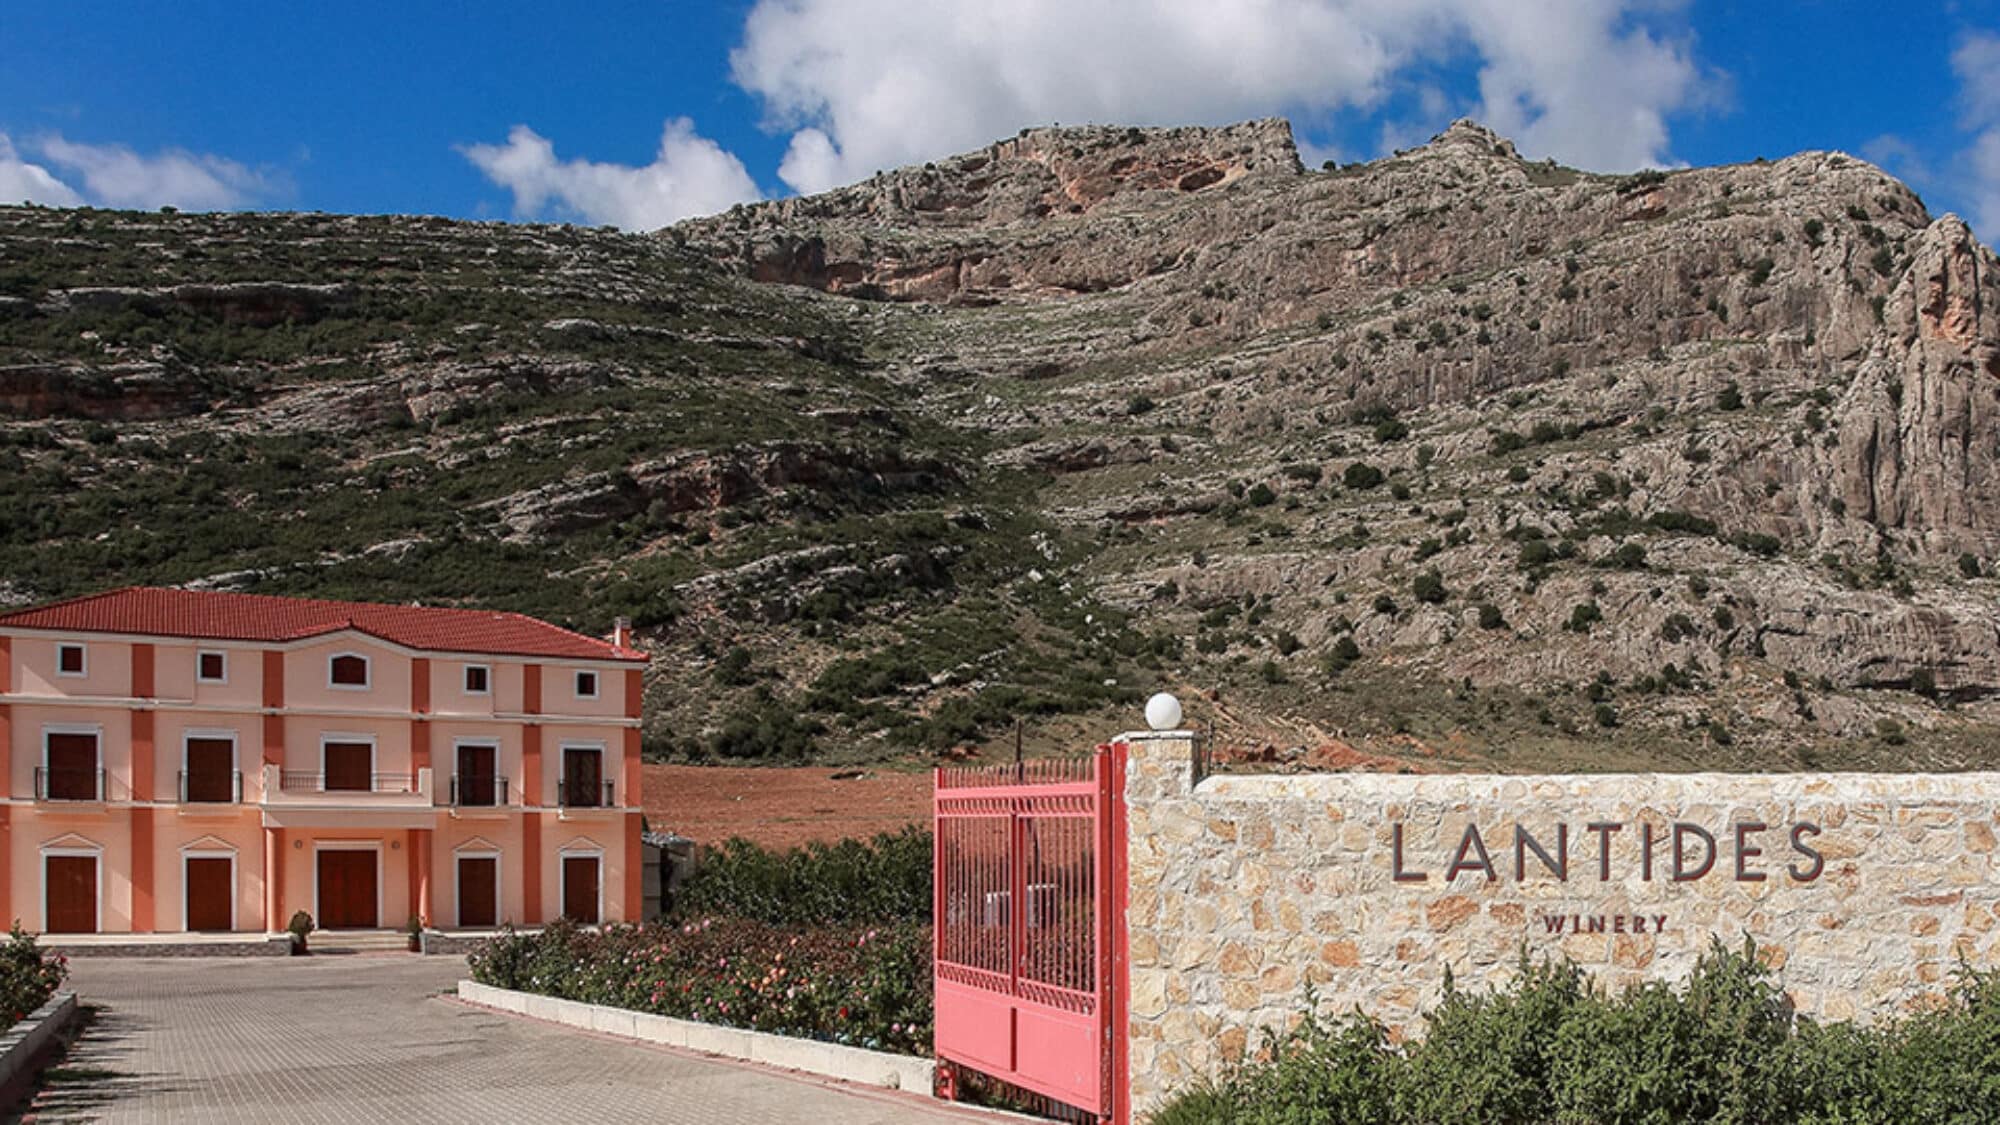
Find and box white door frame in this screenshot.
[311,840,385,930]
[452,738,503,803]
[41,844,104,934]
[41,723,104,798]
[558,740,608,804]
[181,728,240,802]
[318,733,377,788]
[557,844,605,925]
[452,846,503,929]
[180,847,239,932]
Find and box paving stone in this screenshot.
[34,956,970,1124]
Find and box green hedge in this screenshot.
[1154,940,2000,1125]
[468,917,931,1054]
[674,827,931,925]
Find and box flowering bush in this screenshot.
[469,917,933,1054]
[0,925,67,1027]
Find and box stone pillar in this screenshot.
[1119,729,1200,1120]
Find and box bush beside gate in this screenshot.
[1151,940,2000,1125]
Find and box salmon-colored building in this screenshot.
[0,587,649,936]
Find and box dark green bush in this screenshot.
[1344,463,1386,491]
[1412,569,1447,604]
[674,827,931,925]
[0,926,67,1026]
[1152,943,2000,1125]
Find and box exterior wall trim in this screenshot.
[311,839,386,930]
[557,841,605,924]
[451,844,503,929]
[40,841,104,934]
[178,846,239,933]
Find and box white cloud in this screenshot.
[0,133,82,206]
[729,0,1708,196]
[1456,0,1703,170]
[459,118,761,230]
[1952,31,2000,240]
[34,134,266,210]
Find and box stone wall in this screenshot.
[1122,731,2000,1115]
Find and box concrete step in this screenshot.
[310,930,417,955]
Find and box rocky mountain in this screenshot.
[5,118,2000,772]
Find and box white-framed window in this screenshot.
[328,652,370,690]
[197,649,228,683]
[574,670,599,699]
[181,729,240,803]
[41,723,103,801]
[463,664,491,695]
[56,643,86,677]
[317,732,379,793]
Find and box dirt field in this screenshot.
[642,763,933,851]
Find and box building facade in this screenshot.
[0,587,649,935]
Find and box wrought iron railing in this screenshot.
[278,770,419,794]
[178,769,243,804]
[34,767,105,802]
[450,775,509,807]
[557,777,615,808]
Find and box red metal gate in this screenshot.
[934,743,1128,1123]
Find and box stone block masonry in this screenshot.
[1120,732,2000,1114]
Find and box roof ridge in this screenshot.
[0,585,647,662]
[0,584,142,625]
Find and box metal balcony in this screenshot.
[556,777,616,809]
[449,775,510,807]
[178,769,243,804]
[34,767,106,802]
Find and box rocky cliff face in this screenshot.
[678,118,2000,765]
[5,118,2000,771]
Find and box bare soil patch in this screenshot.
[642,763,933,850]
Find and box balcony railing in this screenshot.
[449,775,510,807]
[178,770,243,804]
[278,771,421,795]
[557,777,616,808]
[34,767,105,802]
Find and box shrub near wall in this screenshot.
[673,827,931,925]
[468,917,933,1055]
[0,927,67,1028]
[1153,942,2000,1125]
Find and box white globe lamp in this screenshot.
[1145,692,1183,732]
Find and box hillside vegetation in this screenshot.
[6,117,2000,771]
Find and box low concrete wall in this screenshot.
[1123,731,2000,1114]
[457,980,936,1094]
[48,936,291,958]
[0,990,77,1106]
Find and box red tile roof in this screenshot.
[0,587,648,663]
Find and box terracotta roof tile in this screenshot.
[0,587,647,663]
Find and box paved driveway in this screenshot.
[31,956,973,1124]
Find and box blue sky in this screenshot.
[4,1,1999,240]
